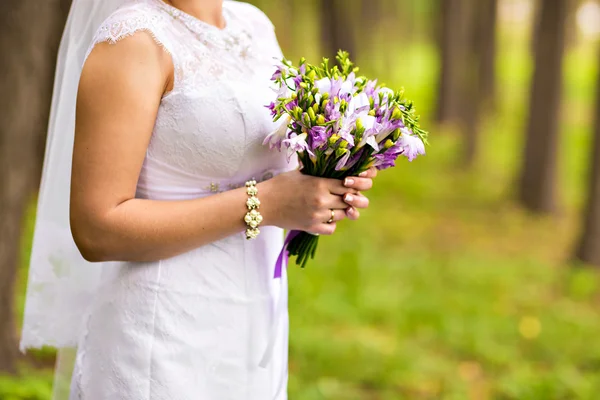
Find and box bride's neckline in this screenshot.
[155,0,232,33]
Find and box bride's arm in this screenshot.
[71,32,372,263]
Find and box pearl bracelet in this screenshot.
[243,180,263,240]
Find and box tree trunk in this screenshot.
[461,0,498,165]
[319,0,357,62]
[517,0,568,213]
[459,0,481,166]
[436,0,472,125]
[477,0,498,112]
[575,47,600,266]
[0,0,70,373]
[360,0,384,45]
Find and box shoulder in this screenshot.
[226,1,275,31]
[83,1,173,92]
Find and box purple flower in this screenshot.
[267,102,277,117]
[293,75,303,90]
[282,132,314,162]
[364,80,378,97]
[285,99,298,111]
[309,126,329,149]
[372,152,397,170]
[335,149,352,171]
[374,119,404,143]
[340,92,353,103]
[325,100,342,122]
[271,65,284,81]
[342,149,366,171]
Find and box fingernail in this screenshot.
[345,194,354,203]
[344,178,354,186]
[359,171,368,177]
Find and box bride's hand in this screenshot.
[259,169,373,235]
[343,166,378,221]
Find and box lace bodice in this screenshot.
[90,0,290,199]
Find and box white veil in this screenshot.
[20,0,127,397]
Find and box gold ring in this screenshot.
[327,209,335,224]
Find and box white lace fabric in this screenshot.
[21,1,292,399]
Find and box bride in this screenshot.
[20,0,377,398]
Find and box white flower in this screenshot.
[347,92,370,115]
[358,114,376,131]
[366,136,379,151]
[398,128,426,161]
[315,93,322,105]
[275,78,295,99]
[315,78,332,95]
[356,114,379,151]
[339,79,355,97]
[263,115,291,150]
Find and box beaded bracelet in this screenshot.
[244,180,263,240]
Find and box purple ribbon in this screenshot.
[274,230,301,279]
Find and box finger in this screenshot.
[309,222,337,236]
[343,177,373,191]
[359,167,378,178]
[343,192,369,209]
[316,208,346,224]
[322,193,351,210]
[325,178,359,196]
[346,206,360,220]
[325,178,369,196]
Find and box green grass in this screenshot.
[5,24,600,400]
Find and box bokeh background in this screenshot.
[1,0,600,398]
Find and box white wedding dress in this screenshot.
[67,1,293,398]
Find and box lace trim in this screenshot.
[84,10,183,93]
[86,13,169,56]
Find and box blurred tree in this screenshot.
[436,0,467,124]
[0,0,70,372]
[518,0,568,213]
[437,0,498,166]
[477,0,498,111]
[319,0,356,61]
[534,0,582,52]
[460,0,481,166]
[361,0,383,32]
[574,47,600,266]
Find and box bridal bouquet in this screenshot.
[264,51,428,272]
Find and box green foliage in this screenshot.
[0,370,53,400]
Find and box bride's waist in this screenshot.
[136,158,286,200]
